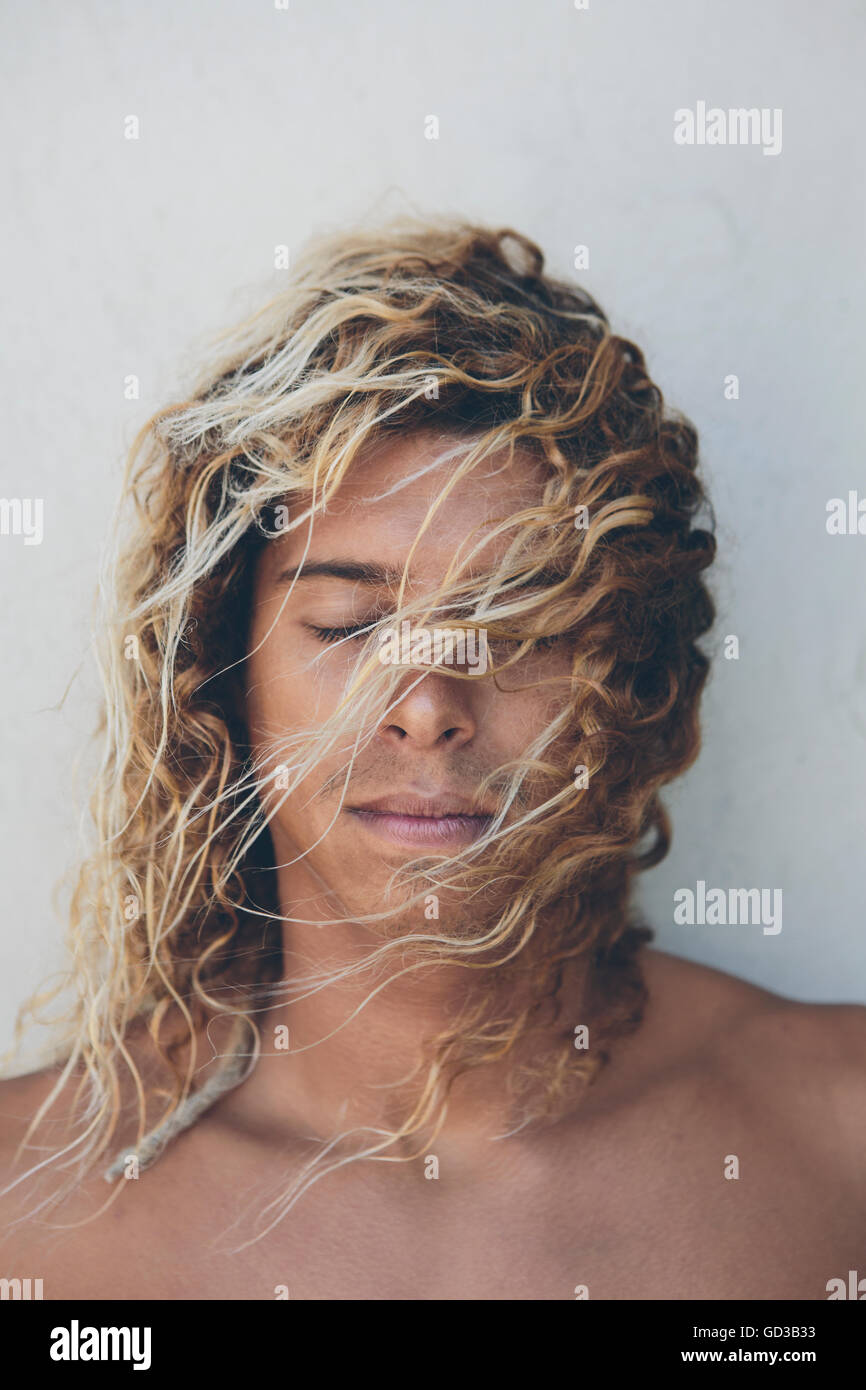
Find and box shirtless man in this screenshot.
[1,222,864,1302]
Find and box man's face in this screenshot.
[244,430,573,927]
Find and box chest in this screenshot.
[80,1159,849,1301]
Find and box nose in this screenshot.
[378,669,477,750]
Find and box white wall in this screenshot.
[2,0,864,1056]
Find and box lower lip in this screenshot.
[347,809,494,847]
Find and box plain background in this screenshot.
[1,0,864,1058]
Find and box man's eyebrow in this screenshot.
[275,560,404,587]
[274,559,570,589]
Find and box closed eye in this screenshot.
[306,621,565,649]
[306,622,374,644]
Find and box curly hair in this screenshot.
[4,214,715,1240]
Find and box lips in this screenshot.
[346,793,495,847]
[349,794,493,818]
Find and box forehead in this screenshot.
[263,430,549,584]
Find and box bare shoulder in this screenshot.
[0,1066,81,1263]
[642,947,866,1175]
[0,1066,76,1160]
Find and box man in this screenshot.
[1,219,864,1300]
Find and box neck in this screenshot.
[215,856,598,1159]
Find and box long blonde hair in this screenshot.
[4,215,715,1240]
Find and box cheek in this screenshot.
[244,619,303,754]
[512,688,561,738]
[246,608,317,726]
[491,650,573,717]
[244,640,357,811]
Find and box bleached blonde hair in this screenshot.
[4,215,715,1242]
